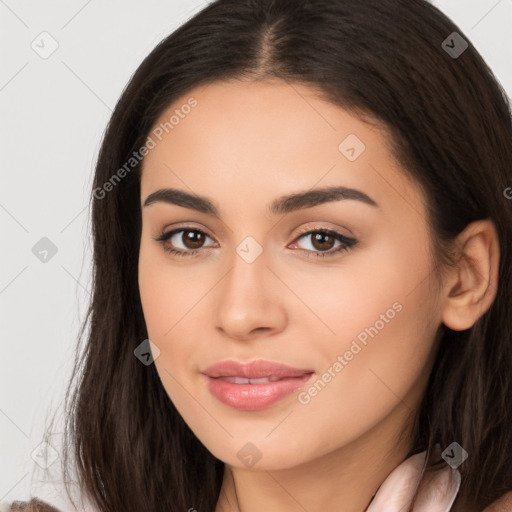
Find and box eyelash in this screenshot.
[154,226,358,259]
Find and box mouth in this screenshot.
[202,359,313,379]
[214,375,295,384]
[201,359,315,411]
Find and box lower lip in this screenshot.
[204,373,314,411]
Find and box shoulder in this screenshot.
[0,498,62,512]
[482,491,512,512]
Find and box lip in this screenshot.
[201,359,315,411]
[202,359,313,379]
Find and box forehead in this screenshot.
[140,79,423,218]
[144,79,389,163]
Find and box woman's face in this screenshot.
[138,79,443,470]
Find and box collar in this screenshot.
[366,449,461,512]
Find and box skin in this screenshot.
[137,79,500,511]
[484,493,512,512]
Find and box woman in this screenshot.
[4,0,512,510]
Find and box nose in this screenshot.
[213,249,287,341]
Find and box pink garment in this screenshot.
[366,450,461,512]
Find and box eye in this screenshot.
[153,226,358,259]
[154,228,216,257]
[289,227,358,259]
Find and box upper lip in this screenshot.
[202,359,314,379]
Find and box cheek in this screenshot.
[285,292,437,463]
[284,231,434,350]
[138,240,202,341]
[138,246,203,415]
[298,293,436,439]
[298,235,438,424]
[138,240,218,402]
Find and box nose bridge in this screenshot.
[213,233,285,338]
[223,234,268,301]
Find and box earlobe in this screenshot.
[441,219,500,332]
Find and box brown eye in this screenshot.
[154,226,357,260]
[181,229,206,249]
[154,228,216,257]
[291,228,358,259]
[310,232,336,251]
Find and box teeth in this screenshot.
[220,376,283,384]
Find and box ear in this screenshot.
[441,219,500,331]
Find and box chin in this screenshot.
[200,434,318,471]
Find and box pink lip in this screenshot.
[202,359,313,379]
[201,359,314,411]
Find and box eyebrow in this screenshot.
[142,185,379,217]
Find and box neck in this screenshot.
[216,403,417,512]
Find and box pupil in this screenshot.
[313,233,333,250]
[185,230,204,249]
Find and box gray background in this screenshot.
[1,0,511,506]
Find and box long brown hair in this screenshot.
[38,0,512,510]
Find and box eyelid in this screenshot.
[293,223,355,239]
[157,221,355,241]
[157,221,216,240]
